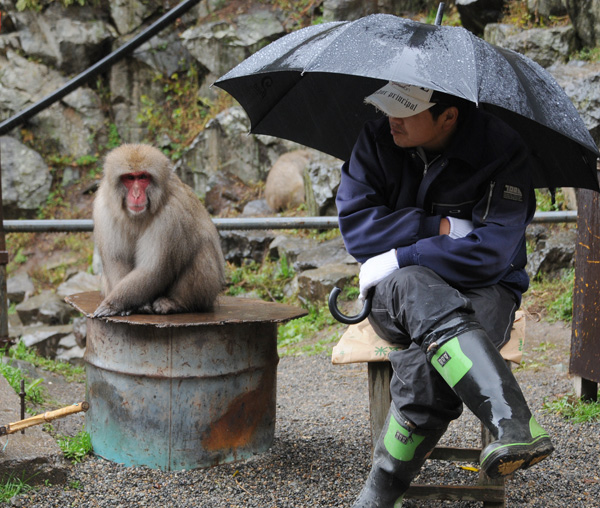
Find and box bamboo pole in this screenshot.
[0,402,89,436]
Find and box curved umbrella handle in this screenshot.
[328,286,373,325]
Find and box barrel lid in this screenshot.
[65,291,308,327]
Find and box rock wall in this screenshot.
[1,0,592,363]
[0,0,599,212]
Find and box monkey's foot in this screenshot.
[152,297,184,314]
[136,304,154,314]
[93,301,119,318]
[93,300,132,318]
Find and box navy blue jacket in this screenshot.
[336,107,536,303]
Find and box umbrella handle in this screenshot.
[328,286,373,325]
[435,2,445,25]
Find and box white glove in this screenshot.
[447,217,474,239]
[359,249,399,299]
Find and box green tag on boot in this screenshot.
[384,412,426,461]
[431,337,473,388]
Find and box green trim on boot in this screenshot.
[480,415,553,478]
[384,412,426,461]
[351,404,446,508]
[430,336,473,388]
[427,329,554,479]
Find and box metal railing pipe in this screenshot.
[0,0,201,136]
[531,210,577,223]
[1,211,577,233]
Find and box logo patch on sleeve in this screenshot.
[503,184,523,202]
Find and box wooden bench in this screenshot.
[332,311,526,508]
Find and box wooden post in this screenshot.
[570,166,600,401]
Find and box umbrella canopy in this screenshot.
[215,14,599,192]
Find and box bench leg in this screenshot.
[367,362,393,450]
[479,425,506,508]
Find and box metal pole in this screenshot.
[1,212,577,233]
[19,380,25,434]
[1,217,340,232]
[0,143,10,351]
[0,0,201,136]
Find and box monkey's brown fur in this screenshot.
[93,144,225,317]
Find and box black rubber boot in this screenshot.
[352,403,446,508]
[427,329,554,478]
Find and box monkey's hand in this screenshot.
[93,299,133,318]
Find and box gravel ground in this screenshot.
[9,316,600,507]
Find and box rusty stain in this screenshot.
[202,366,276,453]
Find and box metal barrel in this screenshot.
[84,315,279,470]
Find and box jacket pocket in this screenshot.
[430,200,476,219]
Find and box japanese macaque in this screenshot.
[92,144,225,317]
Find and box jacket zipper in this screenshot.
[482,181,496,222]
[415,148,441,176]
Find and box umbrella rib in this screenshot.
[299,21,354,74]
[464,29,481,106]
[247,22,356,132]
[251,19,379,134]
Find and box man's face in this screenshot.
[388,109,450,152]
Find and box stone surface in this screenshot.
[0,136,52,219]
[6,273,35,305]
[56,272,101,299]
[219,229,277,265]
[484,23,576,67]
[0,376,68,485]
[297,263,359,301]
[526,226,577,279]
[15,291,78,327]
[19,325,73,359]
[565,0,600,48]
[294,236,356,271]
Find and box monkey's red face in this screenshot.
[121,171,151,214]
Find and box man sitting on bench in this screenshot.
[336,82,554,508]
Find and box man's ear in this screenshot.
[442,106,459,130]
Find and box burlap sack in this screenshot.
[332,311,525,365]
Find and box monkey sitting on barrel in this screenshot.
[92,144,225,317]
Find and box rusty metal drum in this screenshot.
[66,292,306,471]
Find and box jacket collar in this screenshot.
[443,105,486,168]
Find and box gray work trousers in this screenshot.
[368,266,519,430]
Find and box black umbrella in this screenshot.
[215,13,599,191]
[215,13,600,324]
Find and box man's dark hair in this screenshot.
[429,91,473,123]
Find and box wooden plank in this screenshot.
[428,446,481,461]
[367,362,392,449]
[405,484,504,502]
